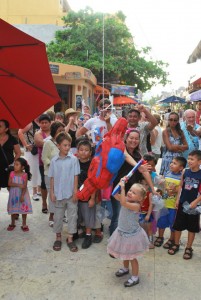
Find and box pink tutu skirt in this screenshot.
[107,227,149,260]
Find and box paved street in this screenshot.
[0,159,201,299]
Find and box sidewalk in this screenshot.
[0,162,201,299]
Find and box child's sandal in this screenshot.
[7,224,16,231]
[154,237,164,247]
[115,268,129,277]
[53,240,62,251]
[183,247,193,260]
[168,244,180,255]
[163,239,174,249]
[21,226,29,232]
[67,241,78,252]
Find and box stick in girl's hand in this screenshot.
[112,159,146,196]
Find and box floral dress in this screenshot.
[160,132,182,176]
[7,171,32,215]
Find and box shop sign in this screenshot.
[84,69,92,79]
[111,84,136,96]
[64,72,81,79]
[49,64,59,74]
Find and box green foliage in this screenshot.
[47,7,170,92]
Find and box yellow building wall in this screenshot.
[50,62,97,111]
[0,0,71,25]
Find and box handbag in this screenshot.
[31,144,38,155]
[0,144,14,174]
[27,121,39,155]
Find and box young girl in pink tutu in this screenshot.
[7,157,32,232]
[107,180,149,287]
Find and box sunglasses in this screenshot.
[168,118,178,122]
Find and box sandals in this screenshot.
[154,237,164,247]
[21,226,29,232]
[53,240,62,251]
[115,268,129,277]
[183,247,193,260]
[7,224,16,231]
[163,239,174,249]
[168,244,180,255]
[67,241,78,252]
[42,208,48,214]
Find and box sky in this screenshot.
[68,0,201,97]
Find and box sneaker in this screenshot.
[82,235,92,249]
[93,234,103,243]
[32,194,40,201]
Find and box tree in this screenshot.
[47,7,170,92]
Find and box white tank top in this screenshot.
[151,125,162,154]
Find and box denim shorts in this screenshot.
[139,212,154,223]
[157,208,176,231]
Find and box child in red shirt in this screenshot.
[139,178,154,248]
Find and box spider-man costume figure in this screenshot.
[77,117,128,201]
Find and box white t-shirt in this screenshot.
[151,125,162,155]
[84,116,117,144]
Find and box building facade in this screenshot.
[0,0,71,25]
[50,63,97,112]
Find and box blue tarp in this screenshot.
[157,95,185,104]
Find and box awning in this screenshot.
[187,40,201,64]
[113,96,138,105]
[189,89,201,101]
[94,85,110,96]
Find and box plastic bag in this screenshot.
[151,194,165,211]
[153,175,165,191]
[183,201,201,215]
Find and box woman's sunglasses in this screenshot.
[168,118,178,122]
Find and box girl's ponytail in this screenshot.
[24,163,32,181]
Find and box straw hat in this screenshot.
[65,108,79,116]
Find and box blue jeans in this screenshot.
[109,195,121,235]
[101,200,113,220]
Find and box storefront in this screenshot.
[49,62,97,112]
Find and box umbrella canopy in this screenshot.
[0,18,60,128]
[187,40,201,64]
[157,95,185,104]
[113,96,138,105]
[94,85,110,96]
[189,89,201,101]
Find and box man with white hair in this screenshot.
[181,109,201,159]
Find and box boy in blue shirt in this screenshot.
[49,132,80,252]
[168,150,201,259]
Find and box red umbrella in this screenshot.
[113,96,138,105]
[0,18,60,128]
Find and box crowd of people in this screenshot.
[0,99,201,288]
